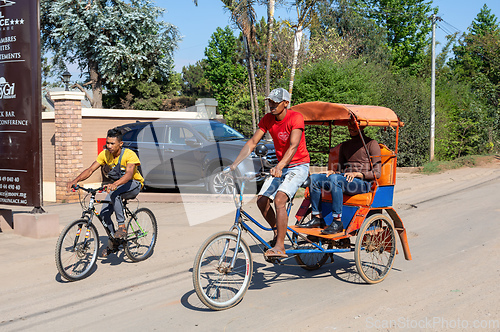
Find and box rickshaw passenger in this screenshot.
[298,120,381,234]
[228,88,310,258]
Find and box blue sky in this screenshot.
[161,0,500,73]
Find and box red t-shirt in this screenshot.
[259,110,310,166]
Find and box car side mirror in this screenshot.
[185,137,202,148]
[254,144,268,157]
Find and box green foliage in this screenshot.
[377,68,430,166]
[311,0,390,63]
[292,59,386,105]
[470,4,499,36]
[450,31,500,108]
[103,72,182,110]
[357,0,436,73]
[434,76,494,159]
[292,59,431,166]
[204,26,248,115]
[224,96,256,138]
[41,0,180,107]
[447,5,500,152]
[181,60,213,97]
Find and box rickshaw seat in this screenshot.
[305,142,396,206]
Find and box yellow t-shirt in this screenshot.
[96,148,144,185]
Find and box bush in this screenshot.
[292,59,431,166]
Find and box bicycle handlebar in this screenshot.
[222,168,270,181]
[72,184,106,194]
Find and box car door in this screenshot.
[165,125,206,186]
[134,123,169,186]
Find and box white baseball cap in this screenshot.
[266,88,291,103]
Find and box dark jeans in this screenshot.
[100,180,141,234]
[310,173,371,218]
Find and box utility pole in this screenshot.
[430,14,437,162]
[429,14,442,162]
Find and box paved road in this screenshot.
[1,164,500,331]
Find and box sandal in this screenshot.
[100,246,114,258]
[114,225,127,239]
[264,248,287,258]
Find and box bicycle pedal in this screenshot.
[264,256,285,264]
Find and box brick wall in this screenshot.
[52,93,85,202]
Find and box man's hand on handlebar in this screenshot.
[67,181,78,192]
[270,165,283,178]
[105,183,118,192]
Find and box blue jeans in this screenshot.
[101,180,141,234]
[310,173,371,218]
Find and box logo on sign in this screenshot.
[0,77,16,99]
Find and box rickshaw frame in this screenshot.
[192,101,412,310]
[290,101,412,261]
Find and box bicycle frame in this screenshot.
[226,176,355,268]
[74,186,144,245]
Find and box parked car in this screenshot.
[117,119,277,194]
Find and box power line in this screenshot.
[440,19,461,33]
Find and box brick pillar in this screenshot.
[50,91,86,203]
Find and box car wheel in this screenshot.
[208,167,237,194]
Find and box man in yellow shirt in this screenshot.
[67,128,144,257]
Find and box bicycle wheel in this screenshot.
[124,208,157,262]
[55,219,99,281]
[293,209,331,270]
[193,231,253,310]
[354,213,396,284]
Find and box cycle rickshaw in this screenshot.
[192,101,412,310]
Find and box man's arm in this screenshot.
[362,140,381,181]
[66,161,101,191]
[271,128,302,177]
[229,129,265,171]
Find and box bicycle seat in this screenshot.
[300,177,311,188]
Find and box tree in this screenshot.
[226,0,260,130]
[103,71,183,110]
[41,0,180,108]
[312,0,389,64]
[193,0,260,131]
[204,26,247,115]
[286,0,318,102]
[181,60,213,97]
[470,4,499,36]
[264,0,276,113]
[358,0,436,73]
[450,4,500,107]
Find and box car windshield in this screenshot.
[192,122,245,142]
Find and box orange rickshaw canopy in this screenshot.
[290,101,403,127]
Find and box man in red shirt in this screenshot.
[228,88,310,258]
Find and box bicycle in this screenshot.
[192,167,315,310]
[55,184,157,281]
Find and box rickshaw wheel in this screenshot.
[354,213,396,284]
[293,210,331,270]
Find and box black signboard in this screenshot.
[0,0,42,207]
